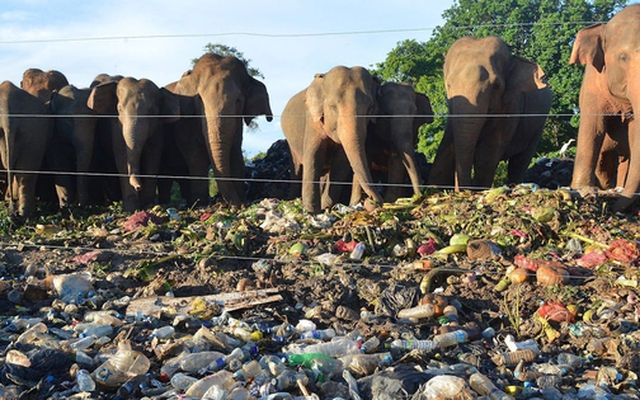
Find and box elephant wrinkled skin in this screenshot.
[428,36,552,190]
[569,4,640,211]
[88,77,180,212]
[0,81,53,217]
[281,66,383,213]
[167,54,273,207]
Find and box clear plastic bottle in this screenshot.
[359,336,380,353]
[76,369,96,392]
[309,357,344,380]
[350,243,366,260]
[420,375,471,399]
[287,338,360,356]
[504,334,540,354]
[92,341,151,387]
[16,322,49,344]
[151,325,175,340]
[184,370,234,398]
[389,338,436,351]
[492,349,538,367]
[294,319,317,333]
[340,352,393,376]
[116,374,147,398]
[233,359,263,381]
[469,372,514,400]
[260,355,287,376]
[433,330,468,349]
[556,352,584,370]
[179,351,226,373]
[272,369,309,391]
[207,347,246,372]
[397,303,436,319]
[442,305,459,323]
[69,335,97,351]
[170,372,198,390]
[533,362,568,376]
[300,328,336,340]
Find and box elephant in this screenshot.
[353,82,433,204]
[20,68,69,103]
[0,81,53,217]
[569,4,640,212]
[281,66,384,213]
[166,54,274,207]
[428,36,552,190]
[87,77,180,212]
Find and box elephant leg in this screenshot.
[324,146,349,209]
[595,149,617,189]
[385,152,407,202]
[302,134,326,213]
[17,173,37,218]
[428,127,456,188]
[229,133,246,203]
[474,118,514,187]
[288,154,303,200]
[139,132,164,208]
[111,129,138,212]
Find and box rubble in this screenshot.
[0,155,639,399]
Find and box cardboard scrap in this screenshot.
[125,288,282,319]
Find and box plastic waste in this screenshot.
[170,372,199,391]
[49,272,95,301]
[16,322,49,344]
[504,334,540,354]
[272,369,309,391]
[286,338,360,356]
[359,336,380,353]
[115,374,147,398]
[76,369,96,392]
[76,323,113,338]
[469,372,514,400]
[294,319,317,333]
[300,328,336,340]
[340,352,393,376]
[259,355,287,376]
[207,347,246,372]
[92,341,150,387]
[287,353,334,368]
[492,349,538,367]
[178,351,225,373]
[309,357,344,381]
[233,359,263,381]
[69,335,97,351]
[397,303,435,319]
[184,370,234,398]
[419,375,472,400]
[389,338,436,352]
[432,329,468,349]
[150,325,175,340]
[350,243,366,260]
[556,352,585,370]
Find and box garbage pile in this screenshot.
[1,180,640,399]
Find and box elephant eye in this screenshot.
[619,53,630,63]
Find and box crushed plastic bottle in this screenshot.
[432,329,468,348]
[469,372,514,400]
[419,375,472,400]
[178,351,226,373]
[340,352,393,376]
[504,334,540,354]
[492,349,538,367]
[359,336,380,353]
[76,369,96,392]
[170,372,199,391]
[184,370,234,398]
[272,369,309,391]
[92,341,151,387]
[300,328,336,340]
[150,325,175,340]
[389,338,436,352]
[286,338,360,356]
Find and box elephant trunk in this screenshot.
[448,97,489,189]
[614,88,640,211]
[339,114,383,205]
[391,117,422,196]
[122,117,148,192]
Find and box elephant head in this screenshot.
[282,65,382,213]
[429,36,550,189]
[569,4,640,212]
[20,68,69,104]
[87,77,180,211]
[172,54,273,206]
[359,82,433,203]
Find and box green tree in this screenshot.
[192,43,264,78]
[373,0,626,162]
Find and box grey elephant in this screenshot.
[354,82,433,204]
[166,54,274,207]
[281,66,383,213]
[20,68,69,103]
[569,4,640,212]
[0,81,53,217]
[87,77,180,212]
[428,36,552,189]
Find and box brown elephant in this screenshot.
[569,4,640,211]
[428,36,552,190]
[87,77,180,212]
[0,81,53,217]
[20,68,69,103]
[166,54,273,207]
[281,66,383,213]
[354,82,433,204]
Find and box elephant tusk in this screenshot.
[129,175,142,192]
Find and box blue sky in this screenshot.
[0,1,452,156]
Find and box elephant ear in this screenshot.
[306,73,325,123]
[503,56,547,109]
[244,78,274,125]
[570,23,605,72]
[160,88,180,124]
[415,93,433,127]
[87,81,118,115]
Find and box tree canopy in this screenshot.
[373,0,626,162]
[192,43,264,78]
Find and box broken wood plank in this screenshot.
[125,287,282,319]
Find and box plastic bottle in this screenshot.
[287,353,334,368]
[309,357,344,381]
[420,375,471,399]
[492,349,538,367]
[151,325,175,340]
[178,351,226,373]
[116,374,147,398]
[433,330,468,349]
[294,319,317,333]
[340,352,393,376]
[536,374,563,389]
[389,338,436,351]
[16,322,49,344]
[75,350,94,368]
[233,359,263,381]
[287,338,360,356]
[170,372,198,390]
[272,369,309,391]
[350,243,366,260]
[469,372,514,400]
[207,347,246,372]
[76,369,96,392]
[397,303,436,319]
[360,336,380,353]
[533,362,568,376]
[69,335,97,351]
[556,352,584,370]
[78,323,113,339]
[260,355,287,376]
[442,305,459,323]
[184,370,234,398]
[300,328,336,340]
[92,341,151,387]
[504,334,540,354]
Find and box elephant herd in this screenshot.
[1,5,639,218]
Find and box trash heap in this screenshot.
[1,182,640,399]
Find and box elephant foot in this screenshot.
[613,194,638,213]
